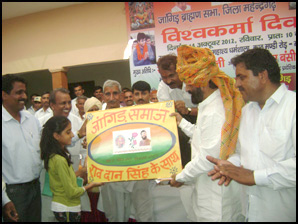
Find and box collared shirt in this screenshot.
[228,84,296,222]
[2,106,42,185]
[176,89,243,221]
[102,103,124,111]
[27,105,37,115]
[102,103,107,110]
[71,98,80,117]
[157,81,197,108]
[34,107,53,120]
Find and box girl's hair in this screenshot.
[40,116,73,171]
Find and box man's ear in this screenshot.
[2,91,8,100]
[50,102,55,111]
[53,132,60,141]
[259,70,269,84]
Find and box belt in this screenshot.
[6,178,39,187]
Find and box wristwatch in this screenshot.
[187,107,191,115]
[77,131,82,139]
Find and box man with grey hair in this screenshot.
[101,79,122,110]
[100,79,129,222]
[99,80,153,222]
[38,88,88,221]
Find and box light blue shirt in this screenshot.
[2,106,42,204]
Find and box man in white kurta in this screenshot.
[207,48,296,222]
[157,54,198,167]
[98,80,132,222]
[173,89,244,222]
[35,92,52,120]
[170,46,245,222]
[70,84,85,117]
[99,80,154,222]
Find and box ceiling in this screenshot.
[2,2,87,20]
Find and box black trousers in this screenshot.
[3,179,41,222]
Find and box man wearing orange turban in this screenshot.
[170,46,245,221]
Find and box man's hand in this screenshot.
[82,137,87,149]
[175,101,188,115]
[84,182,104,192]
[170,174,184,188]
[4,201,19,222]
[144,52,149,60]
[78,119,87,139]
[206,155,255,186]
[170,112,183,125]
[206,155,232,186]
[76,167,88,185]
[218,164,255,186]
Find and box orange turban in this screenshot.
[177,45,245,160]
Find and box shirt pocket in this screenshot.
[24,128,40,152]
[259,127,287,161]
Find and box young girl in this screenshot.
[40,116,103,222]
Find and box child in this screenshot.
[40,116,103,222]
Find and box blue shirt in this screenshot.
[133,44,155,66]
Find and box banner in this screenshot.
[125,2,296,91]
[87,100,182,183]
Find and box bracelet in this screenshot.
[77,131,82,139]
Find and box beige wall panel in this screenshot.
[2,2,129,74]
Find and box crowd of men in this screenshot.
[2,47,296,222]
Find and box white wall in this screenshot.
[2,2,129,75]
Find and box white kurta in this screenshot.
[228,84,296,222]
[157,81,197,108]
[34,107,53,120]
[176,89,244,222]
[98,105,153,222]
[71,97,80,118]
